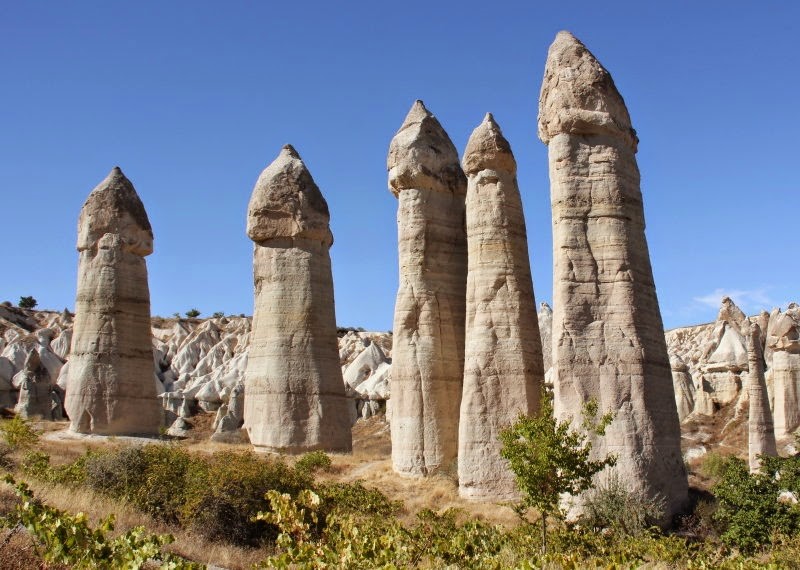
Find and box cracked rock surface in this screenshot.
[65,167,161,435]
[539,31,687,519]
[458,114,543,499]
[387,101,467,476]
[244,145,352,453]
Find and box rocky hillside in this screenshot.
[1,298,797,460]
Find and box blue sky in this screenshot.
[1,1,797,330]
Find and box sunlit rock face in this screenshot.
[243,145,352,454]
[766,304,800,439]
[65,167,161,435]
[539,31,688,519]
[745,322,776,472]
[458,113,543,500]
[387,100,467,476]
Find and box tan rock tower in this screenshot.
[387,101,467,476]
[244,145,352,453]
[458,114,543,499]
[538,32,687,517]
[66,167,161,434]
[745,322,776,472]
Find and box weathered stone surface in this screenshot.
[539,32,687,518]
[744,322,777,472]
[243,145,352,453]
[13,351,53,419]
[387,101,467,476]
[65,167,161,435]
[458,114,543,499]
[670,354,695,422]
[538,302,553,374]
[767,305,800,439]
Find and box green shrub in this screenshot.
[84,445,192,524]
[0,475,201,569]
[181,450,311,544]
[583,471,666,536]
[0,416,40,450]
[713,455,800,552]
[21,451,87,486]
[18,296,37,309]
[700,450,734,481]
[295,450,332,474]
[316,480,400,518]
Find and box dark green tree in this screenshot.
[18,296,37,309]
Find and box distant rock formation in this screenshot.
[64,167,161,435]
[538,31,687,518]
[387,101,467,476]
[766,304,800,439]
[458,114,543,499]
[243,145,352,453]
[745,322,776,472]
[670,354,695,422]
[13,351,54,419]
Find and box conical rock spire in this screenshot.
[78,166,153,257]
[387,100,466,197]
[538,31,637,150]
[462,113,516,175]
[247,145,332,246]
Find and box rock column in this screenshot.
[244,145,352,453]
[538,32,687,518]
[458,114,543,499]
[65,167,161,434]
[745,322,776,472]
[387,101,467,476]
[767,307,800,439]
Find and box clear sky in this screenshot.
[2,1,797,331]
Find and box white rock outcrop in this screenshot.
[243,145,352,453]
[745,322,776,472]
[387,101,467,476]
[458,114,543,500]
[538,31,687,518]
[65,167,161,435]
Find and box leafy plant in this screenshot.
[499,390,615,553]
[0,475,201,569]
[212,311,225,319]
[583,471,665,536]
[295,450,332,474]
[185,309,201,318]
[0,416,40,451]
[18,296,37,309]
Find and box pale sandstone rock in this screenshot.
[243,145,351,453]
[744,322,777,472]
[539,32,687,518]
[458,114,543,499]
[538,302,553,373]
[670,354,695,422]
[65,168,161,435]
[767,307,800,439]
[387,101,467,476]
[13,351,53,419]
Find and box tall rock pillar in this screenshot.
[458,114,543,499]
[244,145,352,453]
[745,322,776,472]
[538,32,687,517]
[66,167,161,435]
[387,101,467,476]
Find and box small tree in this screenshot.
[212,311,225,319]
[185,308,201,319]
[18,296,37,309]
[499,390,615,553]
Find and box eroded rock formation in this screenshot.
[65,167,161,435]
[458,113,543,499]
[538,31,687,517]
[387,101,467,476]
[243,145,352,453]
[745,322,776,472]
[766,305,800,439]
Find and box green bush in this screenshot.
[316,480,401,518]
[21,451,87,486]
[295,450,332,474]
[180,450,312,544]
[0,416,40,450]
[0,475,201,569]
[18,296,37,309]
[84,445,192,524]
[713,455,800,552]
